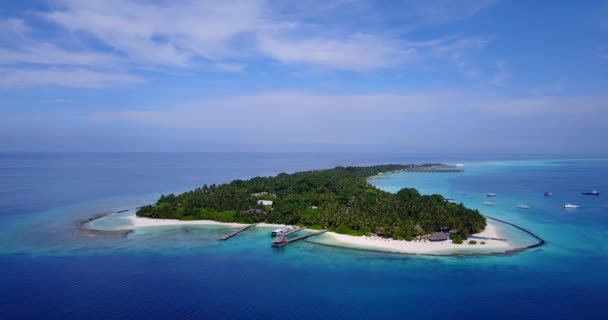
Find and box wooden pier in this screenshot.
[272,229,327,247]
[219,223,259,240]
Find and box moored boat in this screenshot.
[483,201,496,206]
[487,193,497,197]
[544,192,553,197]
[564,203,579,209]
[516,204,530,209]
[272,234,288,247]
[271,226,294,237]
[582,190,600,196]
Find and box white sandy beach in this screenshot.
[88,213,511,255]
[315,220,510,254]
[122,214,290,229]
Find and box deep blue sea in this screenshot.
[1,153,607,319]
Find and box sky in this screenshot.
[0,0,607,154]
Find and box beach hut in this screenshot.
[428,232,449,242]
[414,224,424,234]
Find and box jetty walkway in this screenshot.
[219,223,260,240]
[273,229,327,247]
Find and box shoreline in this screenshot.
[124,214,293,230]
[81,212,544,256]
[83,212,295,231]
[308,219,510,255]
[306,216,546,257]
[77,165,544,256]
[78,212,134,237]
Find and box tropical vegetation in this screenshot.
[137,164,486,240]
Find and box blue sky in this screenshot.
[0,0,607,153]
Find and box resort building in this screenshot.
[258,200,273,206]
[252,192,277,197]
[251,192,268,197]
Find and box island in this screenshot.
[136,164,487,241]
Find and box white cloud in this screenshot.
[0,0,497,88]
[425,36,488,79]
[0,43,120,66]
[490,61,510,87]
[215,63,246,73]
[0,18,29,35]
[37,0,479,72]
[257,33,412,71]
[0,68,143,88]
[41,0,264,66]
[88,91,608,150]
[92,91,607,128]
[407,0,497,23]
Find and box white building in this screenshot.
[258,200,273,206]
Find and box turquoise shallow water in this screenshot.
[1,153,607,319]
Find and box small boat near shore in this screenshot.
[271,226,294,237]
[272,234,288,247]
[564,203,579,209]
[544,192,553,197]
[483,201,496,206]
[582,190,600,196]
[487,193,497,197]
[516,205,530,209]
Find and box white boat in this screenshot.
[564,203,579,209]
[487,193,497,197]
[271,226,294,237]
[483,201,496,206]
[516,204,530,209]
[582,190,600,196]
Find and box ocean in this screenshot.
[1,153,607,319]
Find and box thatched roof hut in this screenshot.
[428,232,449,242]
[414,224,424,234]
